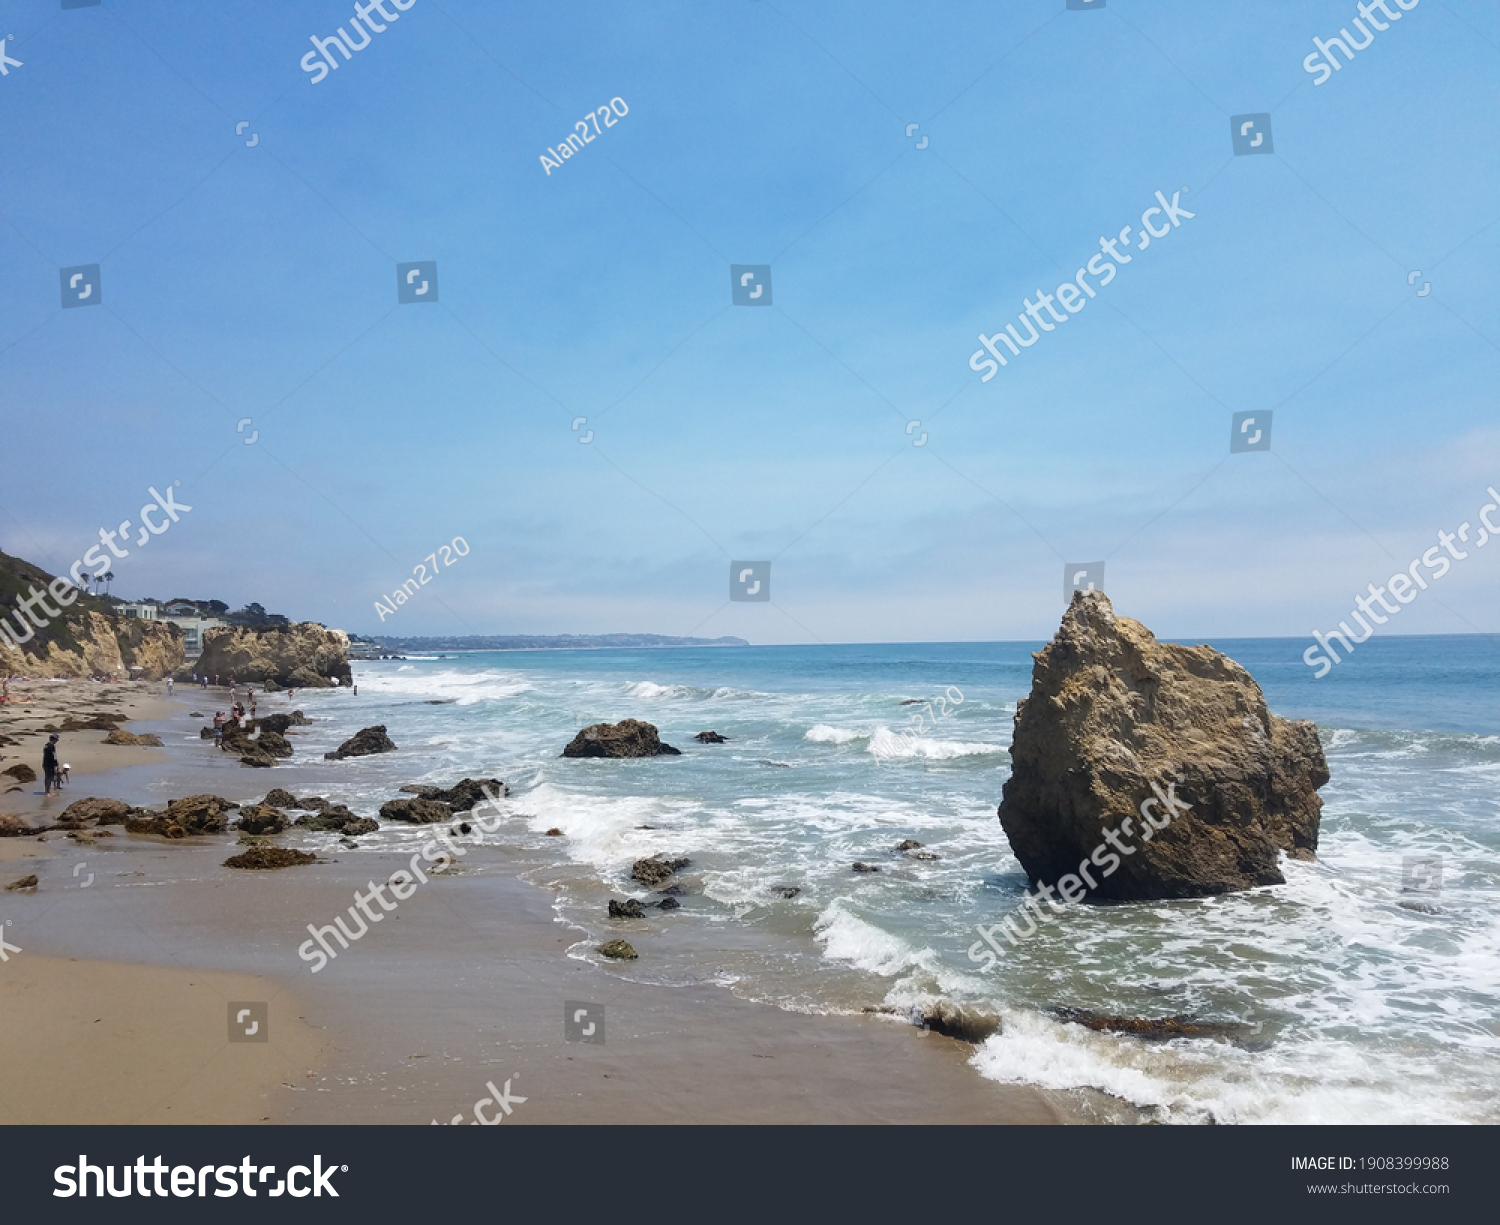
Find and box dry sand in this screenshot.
[0,679,1091,1126]
[0,678,174,821]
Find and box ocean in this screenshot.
[238,635,1500,1125]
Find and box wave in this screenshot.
[805,724,866,745]
[814,902,937,978]
[867,726,1006,760]
[624,680,777,702]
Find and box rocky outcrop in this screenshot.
[608,898,646,919]
[125,794,238,839]
[224,845,317,870]
[194,622,351,689]
[235,804,288,835]
[60,713,124,732]
[997,591,1328,901]
[58,797,131,827]
[378,797,450,824]
[103,729,164,747]
[598,939,637,960]
[0,550,184,679]
[325,725,396,760]
[293,806,378,835]
[693,731,727,743]
[248,712,306,736]
[263,788,299,809]
[399,777,505,811]
[562,719,681,758]
[630,854,689,887]
[2,764,36,783]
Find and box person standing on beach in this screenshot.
[167,676,174,695]
[42,733,59,795]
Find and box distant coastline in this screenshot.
[349,633,749,656]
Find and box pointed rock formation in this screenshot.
[997,591,1328,900]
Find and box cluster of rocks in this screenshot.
[199,710,311,768]
[596,854,693,958]
[0,768,507,873]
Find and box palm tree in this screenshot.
[103,571,115,597]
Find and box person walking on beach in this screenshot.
[42,733,59,795]
[213,712,225,749]
[167,676,174,695]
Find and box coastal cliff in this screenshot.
[194,623,352,688]
[0,551,183,680]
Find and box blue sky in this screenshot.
[2,0,1498,650]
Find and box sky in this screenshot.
[1,0,1498,650]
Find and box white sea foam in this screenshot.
[867,726,1005,760]
[815,902,936,978]
[805,724,865,745]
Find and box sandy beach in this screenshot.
[0,679,1087,1125]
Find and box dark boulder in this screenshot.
[325,725,397,760]
[631,854,690,887]
[693,731,728,743]
[102,729,164,747]
[224,846,317,870]
[562,719,680,758]
[401,778,505,811]
[57,798,131,827]
[235,804,288,835]
[294,806,378,836]
[598,939,637,960]
[378,797,451,824]
[608,898,646,919]
[263,788,299,809]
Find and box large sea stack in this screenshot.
[998,590,1328,900]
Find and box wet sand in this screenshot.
[0,680,1084,1125]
